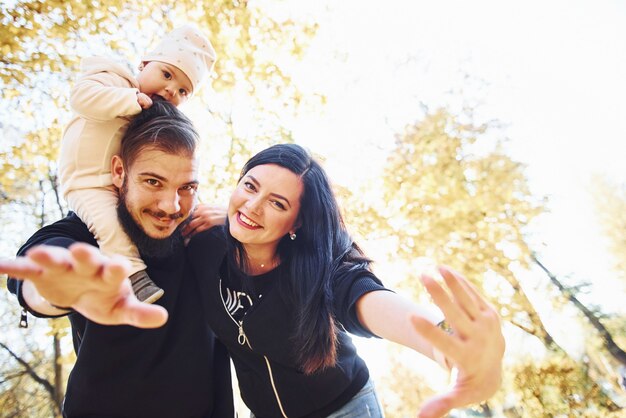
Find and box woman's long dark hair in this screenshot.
[225,143,371,374]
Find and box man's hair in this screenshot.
[120,98,199,168]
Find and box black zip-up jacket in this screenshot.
[7,213,234,418]
[189,226,389,418]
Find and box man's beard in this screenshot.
[116,183,188,259]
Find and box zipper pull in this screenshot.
[19,308,28,328]
[237,322,247,346]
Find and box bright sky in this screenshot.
[268,0,626,311]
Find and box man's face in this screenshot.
[112,146,199,239]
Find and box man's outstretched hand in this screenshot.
[0,243,168,328]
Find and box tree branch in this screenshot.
[48,169,66,217]
[0,369,28,384]
[0,341,56,398]
[532,255,626,366]
[509,319,536,336]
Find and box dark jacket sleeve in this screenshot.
[332,267,393,338]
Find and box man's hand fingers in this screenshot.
[70,243,107,277]
[26,246,73,273]
[113,299,168,328]
[102,255,132,285]
[0,257,43,280]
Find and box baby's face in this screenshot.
[137,61,193,106]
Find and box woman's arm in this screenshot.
[356,266,505,418]
[356,288,444,361]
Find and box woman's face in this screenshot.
[228,164,303,254]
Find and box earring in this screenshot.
[289,232,297,241]
[138,63,144,71]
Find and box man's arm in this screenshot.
[2,243,167,328]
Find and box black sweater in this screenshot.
[188,226,389,418]
[7,213,234,418]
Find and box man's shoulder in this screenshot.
[186,226,227,263]
[17,212,97,256]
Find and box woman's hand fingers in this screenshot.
[418,391,463,418]
[417,266,505,418]
[438,266,481,320]
[421,273,473,338]
[410,315,461,362]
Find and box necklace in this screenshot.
[257,258,277,270]
[247,255,279,275]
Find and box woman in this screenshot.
[187,144,504,418]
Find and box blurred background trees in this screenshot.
[2,1,316,416]
[2,1,625,417]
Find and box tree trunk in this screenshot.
[53,331,65,415]
[497,269,564,352]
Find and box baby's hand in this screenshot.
[137,92,153,109]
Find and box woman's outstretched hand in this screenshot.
[412,266,505,418]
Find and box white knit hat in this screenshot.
[141,24,217,93]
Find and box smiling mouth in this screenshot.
[151,219,175,230]
[145,211,180,227]
[155,217,174,224]
[238,212,261,229]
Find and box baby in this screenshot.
[58,25,216,303]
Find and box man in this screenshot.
[3,100,234,417]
